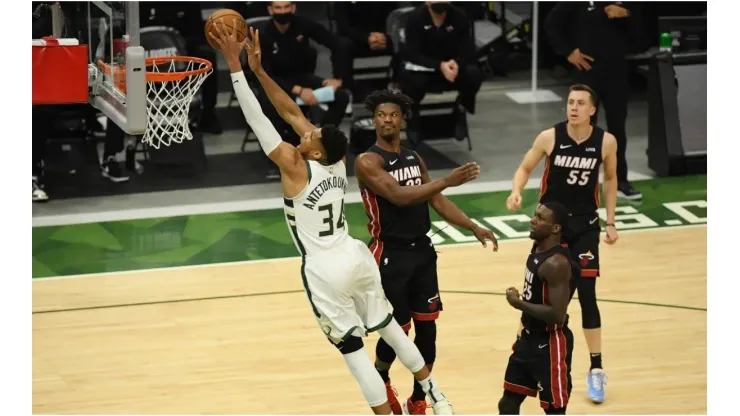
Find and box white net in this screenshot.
[142,57,213,149]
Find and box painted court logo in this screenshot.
[579,251,595,267]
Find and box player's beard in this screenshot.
[378,125,398,142]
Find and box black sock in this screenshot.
[590,353,602,369]
[411,379,426,401]
[376,366,390,383]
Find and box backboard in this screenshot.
[85,1,147,135]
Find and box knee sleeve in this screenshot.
[578,278,601,329]
[498,390,525,415]
[375,337,397,364]
[377,319,425,373]
[342,347,389,407]
[544,406,567,415]
[334,335,364,355]
[413,319,437,365]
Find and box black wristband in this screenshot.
[606,223,616,227]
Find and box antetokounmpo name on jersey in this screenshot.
[553,155,599,170]
[303,176,347,209]
[390,165,422,182]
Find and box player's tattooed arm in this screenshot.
[355,153,451,206]
[417,153,498,251]
[508,254,571,324]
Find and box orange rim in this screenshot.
[96,56,213,83]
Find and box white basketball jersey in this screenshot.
[284,160,350,256]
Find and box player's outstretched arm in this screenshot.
[507,129,554,211]
[602,133,619,244]
[506,254,571,324]
[245,27,315,137]
[354,153,480,206]
[209,21,305,178]
[416,154,498,251]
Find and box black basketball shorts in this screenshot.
[370,238,442,330]
[563,213,601,278]
[503,326,574,410]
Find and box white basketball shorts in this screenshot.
[301,238,393,344]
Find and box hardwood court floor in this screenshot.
[32,226,707,415]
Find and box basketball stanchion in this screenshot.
[98,56,213,149]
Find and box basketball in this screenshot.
[204,9,248,49]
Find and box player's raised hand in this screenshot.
[445,162,480,187]
[208,19,246,68]
[506,192,522,211]
[471,224,498,252]
[604,224,619,245]
[244,27,263,73]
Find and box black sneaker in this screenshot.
[32,176,49,203]
[454,104,469,142]
[101,156,130,183]
[618,181,643,200]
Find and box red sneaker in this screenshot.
[403,397,428,415]
[385,381,402,415]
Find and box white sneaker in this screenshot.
[429,397,455,415]
[32,177,48,202]
[345,92,354,116]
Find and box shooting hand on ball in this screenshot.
[208,19,246,72]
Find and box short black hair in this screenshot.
[569,84,598,106]
[320,125,348,165]
[542,202,569,233]
[364,89,414,116]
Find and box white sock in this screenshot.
[343,348,388,408]
[377,319,425,373]
[418,375,446,404]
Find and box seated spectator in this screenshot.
[399,1,483,139]
[333,1,403,91]
[142,2,222,134]
[257,1,352,178]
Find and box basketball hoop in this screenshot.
[97,56,213,149]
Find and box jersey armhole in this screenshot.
[542,126,560,157]
[284,160,312,202]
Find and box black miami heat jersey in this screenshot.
[539,121,605,215]
[520,245,579,332]
[361,145,431,244]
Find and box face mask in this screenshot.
[273,12,293,25]
[430,3,449,14]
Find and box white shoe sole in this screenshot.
[617,190,643,200]
[431,400,455,415]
